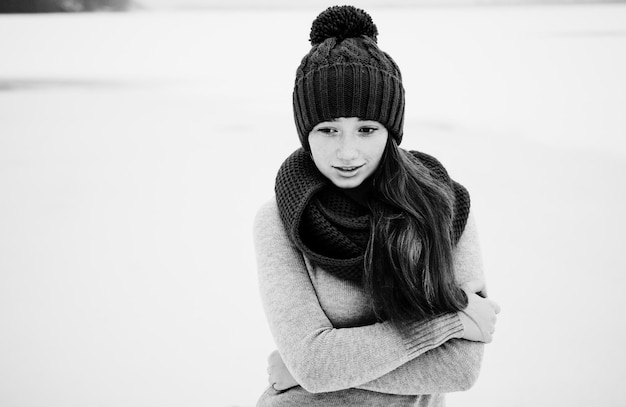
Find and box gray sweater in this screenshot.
[254,198,486,406]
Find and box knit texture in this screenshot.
[293,6,405,150]
[253,199,485,405]
[274,148,471,282]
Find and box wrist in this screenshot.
[457,311,468,337]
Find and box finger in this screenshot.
[461,280,485,294]
[268,349,279,363]
[479,287,488,298]
[270,382,282,394]
[492,301,501,314]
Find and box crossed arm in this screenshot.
[254,199,497,395]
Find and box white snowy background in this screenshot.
[1,1,625,406]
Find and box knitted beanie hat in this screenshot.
[293,5,405,151]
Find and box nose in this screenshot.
[336,134,359,161]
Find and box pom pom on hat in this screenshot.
[309,5,378,45]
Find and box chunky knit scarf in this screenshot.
[275,148,470,282]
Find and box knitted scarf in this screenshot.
[275,148,471,282]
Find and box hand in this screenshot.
[458,281,501,343]
[267,350,299,392]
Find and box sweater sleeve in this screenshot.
[254,198,464,394]
[356,212,486,395]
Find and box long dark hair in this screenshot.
[364,137,467,323]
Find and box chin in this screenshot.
[331,177,364,189]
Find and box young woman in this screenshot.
[253,6,500,406]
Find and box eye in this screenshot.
[358,126,378,135]
[314,126,337,135]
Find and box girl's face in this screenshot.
[308,117,388,189]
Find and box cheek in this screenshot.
[369,137,388,163]
[308,138,331,162]
[308,140,329,173]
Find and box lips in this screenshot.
[333,164,364,175]
[334,164,363,171]
[334,164,363,172]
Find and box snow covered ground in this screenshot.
[1,4,625,407]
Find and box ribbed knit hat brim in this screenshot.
[294,62,405,150]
